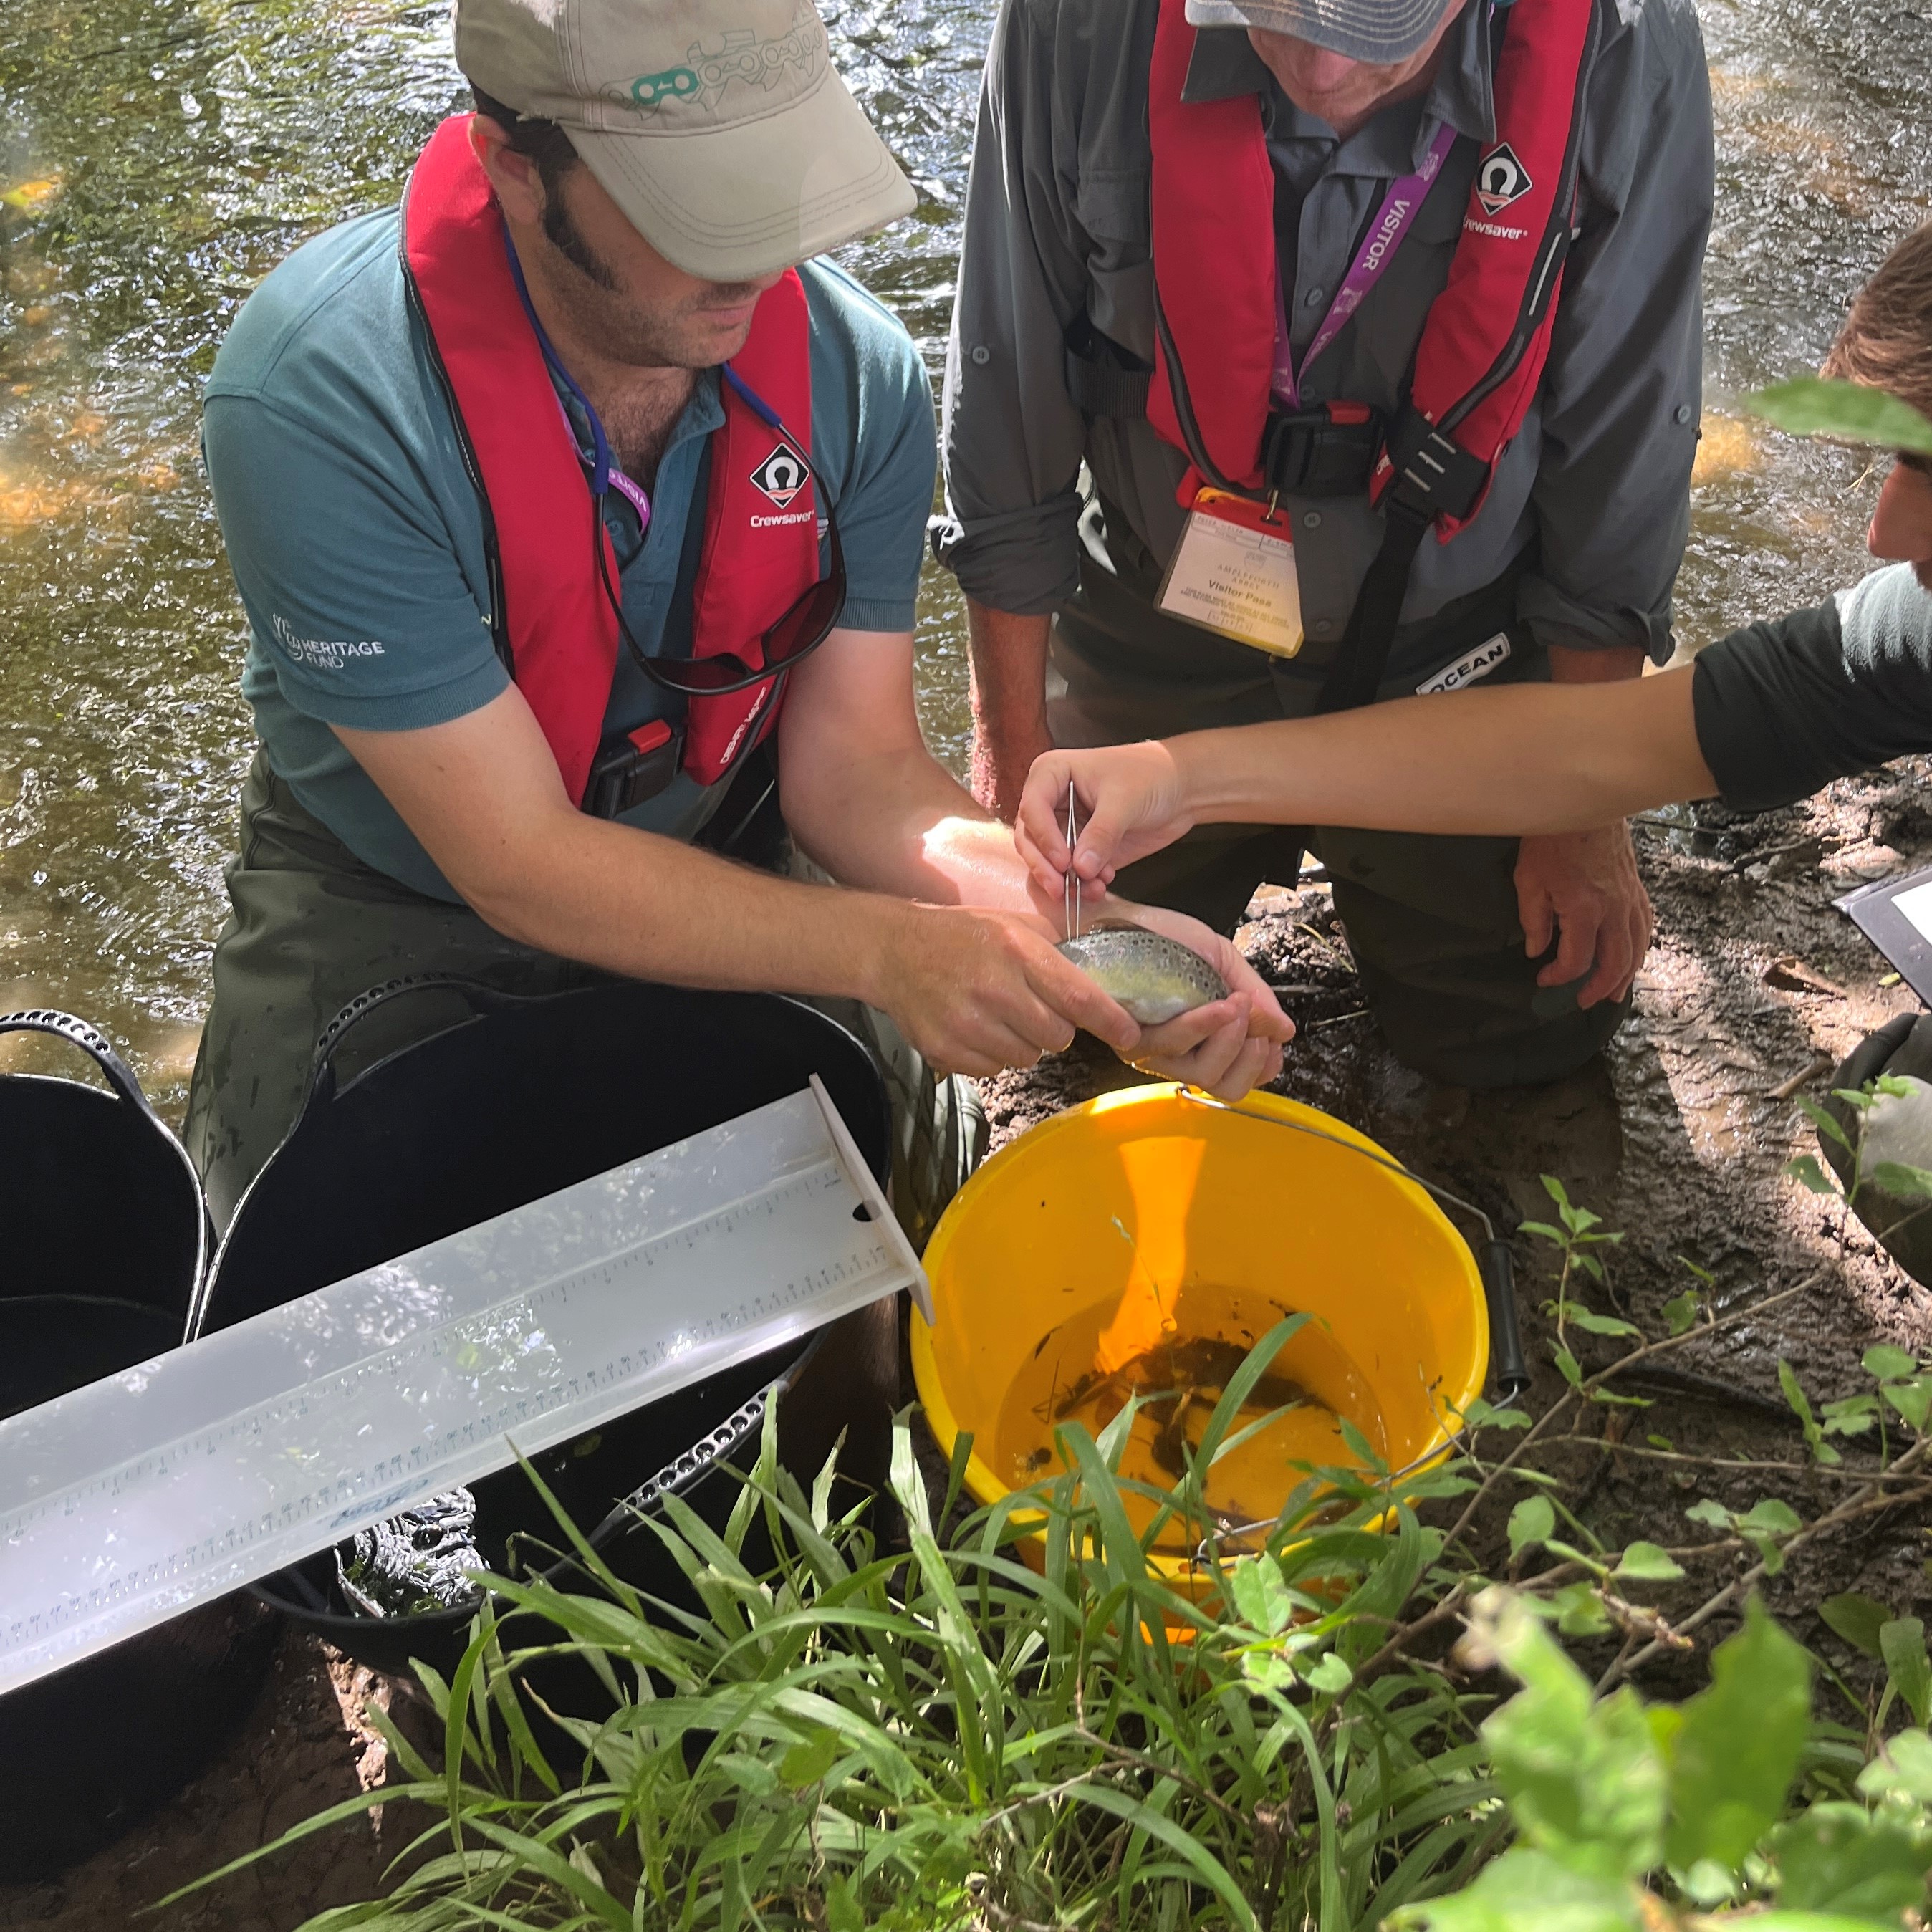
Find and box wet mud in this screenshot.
[6,0,1932,1916]
[0,1631,431,1930]
[984,769,1932,1692]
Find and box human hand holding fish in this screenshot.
[1016,771,1290,1097]
[875,799,1285,1095]
[1046,796,1289,1098]
[1070,904,1292,1098]
[867,898,1143,1078]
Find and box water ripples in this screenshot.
[0,0,1925,1110]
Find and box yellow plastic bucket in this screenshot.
[910,1084,1491,1583]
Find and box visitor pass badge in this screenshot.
[1157,490,1304,658]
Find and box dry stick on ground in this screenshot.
[1436,1276,1822,1560]
[1601,1441,1932,1481]
[966,1875,1067,1932]
[1771,1054,1836,1102]
[1194,1272,1852,1878]
[1319,1275,1838,1751]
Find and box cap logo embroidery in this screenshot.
[628,25,817,117]
[749,441,811,509]
[630,67,701,107]
[1474,143,1533,216]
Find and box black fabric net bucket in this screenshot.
[193,976,896,1688]
[0,1012,281,1882]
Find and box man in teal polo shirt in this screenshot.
[186,0,1291,1239]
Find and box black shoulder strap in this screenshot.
[1313,413,1492,713]
[1063,314,1154,419]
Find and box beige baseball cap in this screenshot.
[456,0,916,282]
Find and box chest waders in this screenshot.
[1055,0,1625,1086]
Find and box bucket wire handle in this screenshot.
[1174,1088,1529,1405]
[0,1008,211,1312]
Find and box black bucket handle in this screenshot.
[302,973,550,1113]
[1175,1088,1529,1405]
[187,976,552,1342]
[0,1008,155,1116]
[0,1007,211,1304]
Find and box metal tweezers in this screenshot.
[1063,791,1082,941]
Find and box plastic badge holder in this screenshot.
[0,1079,926,1697]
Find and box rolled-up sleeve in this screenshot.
[1515,6,1714,663]
[935,0,1090,615]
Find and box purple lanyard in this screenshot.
[501,234,799,543]
[502,234,655,531]
[1272,120,1460,410]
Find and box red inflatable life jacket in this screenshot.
[1142,0,1601,709]
[400,115,820,803]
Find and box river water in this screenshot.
[0,0,1926,1117]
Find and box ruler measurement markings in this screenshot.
[0,1087,927,1692]
[0,1153,842,1494]
[2,1161,862,1540]
[6,1241,898,1577]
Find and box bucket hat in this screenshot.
[1184,0,1458,64]
[456,0,915,282]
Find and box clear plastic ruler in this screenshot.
[0,1077,928,1696]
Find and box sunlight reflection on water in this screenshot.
[0,0,1926,1110]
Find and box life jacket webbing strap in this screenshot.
[400,116,817,804]
[1312,500,1433,715]
[1139,0,1600,707]
[1064,342,1155,419]
[1317,0,1598,713]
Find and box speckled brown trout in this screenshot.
[1057,926,1229,1024]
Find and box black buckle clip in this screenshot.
[585,722,684,820]
[1261,401,1385,500]
[1385,411,1490,524]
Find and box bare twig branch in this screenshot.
[1595,1441,1932,1693]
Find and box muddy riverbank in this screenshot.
[987,776,1932,1699]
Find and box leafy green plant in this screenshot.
[1785,1077,1932,1231]
[1390,1590,1932,1931]
[175,1330,1514,1932]
[1522,1175,1632,1357]
[1747,375,1932,455]
[170,1188,1932,1931]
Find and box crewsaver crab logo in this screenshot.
[1474,143,1533,216]
[749,442,812,510]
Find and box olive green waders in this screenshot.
[183,754,985,1246]
[1047,510,1629,1090]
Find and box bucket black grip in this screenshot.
[0,1008,155,1119]
[1479,1239,1529,1405]
[304,974,549,1110]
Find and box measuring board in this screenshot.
[0,1077,926,1697]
